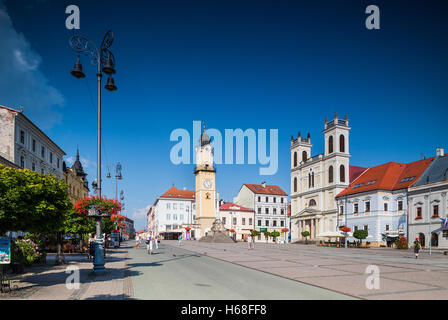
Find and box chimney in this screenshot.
[436,148,444,157]
[261,181,266,188]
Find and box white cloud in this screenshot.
[132,206,151,220]
[0,5,65,129]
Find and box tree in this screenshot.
[0,165,71,235]
[353,229,368,246]
[396,236,409,250]
[301,231,310,244]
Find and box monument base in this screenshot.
[198,218,236,243]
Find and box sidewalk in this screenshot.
[0,242,133,300]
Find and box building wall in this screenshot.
[408,181,448,249]
[219,209,255,241]
[337,190,408,246]
[0,108,15,162]
[63,167,89,204]
[154,198,196,235]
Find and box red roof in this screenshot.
[349,165,367,183]
[337,158,434,197]
[161,186,195,199]
[219,202,254,212]
[244,184,287,196]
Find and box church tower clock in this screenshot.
[194,126,216,238]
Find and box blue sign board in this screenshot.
[0,237,11,264]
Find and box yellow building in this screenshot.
[63,148,89,203]
[194,130,217,238]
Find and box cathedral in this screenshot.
[289,113,366,242]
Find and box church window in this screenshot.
[340,165,345,182]
[302,151,307,162]
[309,199,317,207]
[329,166,334,183]
[294,152,297,167]
[339,135,345,153]
[328,136,334,154]
[265,208,269,214]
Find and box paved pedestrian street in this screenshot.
[2,240,448,300]
[169,241,448,300]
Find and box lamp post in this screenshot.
[69,30,117,273]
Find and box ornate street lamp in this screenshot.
[69,30,118,273]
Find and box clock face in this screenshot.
[203,179,213,190]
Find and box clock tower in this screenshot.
[194,127,217,238]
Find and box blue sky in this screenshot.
[1,0,447,230]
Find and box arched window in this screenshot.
[302,151,307,162]
[293,152,297,167]
[328,136,334,154]
[340,165,345,182]
[419,233,425,247]
[294,177,297,193]
[329,166,334,183]
[309,199,317,207]
[339,135,345,153]
[312,172,315,187]
[308,173,311,188]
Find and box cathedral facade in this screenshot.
[289,113,365,242]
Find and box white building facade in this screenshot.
[408,150,448,249]
[233,183,289,243]
[151,186,198,240]
[219,202,255,241]
[0,105,65,178]
[289,113,365,242]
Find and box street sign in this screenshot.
[260,228,267,232]
[0,237,11,264]
[87,205,110,217]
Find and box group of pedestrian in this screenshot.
[146,232,159,254]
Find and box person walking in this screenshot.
[178,234,182,246]
[146,233,153,254]
[414,237,421,259]
[135,235,140,248]
[247,234,253,250]
[155,235,159,250]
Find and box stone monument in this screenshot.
[199,219,236,243]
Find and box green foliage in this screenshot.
[12,238,42,265]
[396,236,409,250]
[24,233,47,261]
[270,231,280,238]
[301,231,310,238]
[0,165,71,234]
[250,230,259,237]
[353,230,368,240]
[263,231,271,238]
[64,209,94,236]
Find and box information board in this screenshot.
[0,237,11,264]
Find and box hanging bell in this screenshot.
[71,57,85,79]
[105,76,117,91]
[107,172,111,178]
[102,57,116,75]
